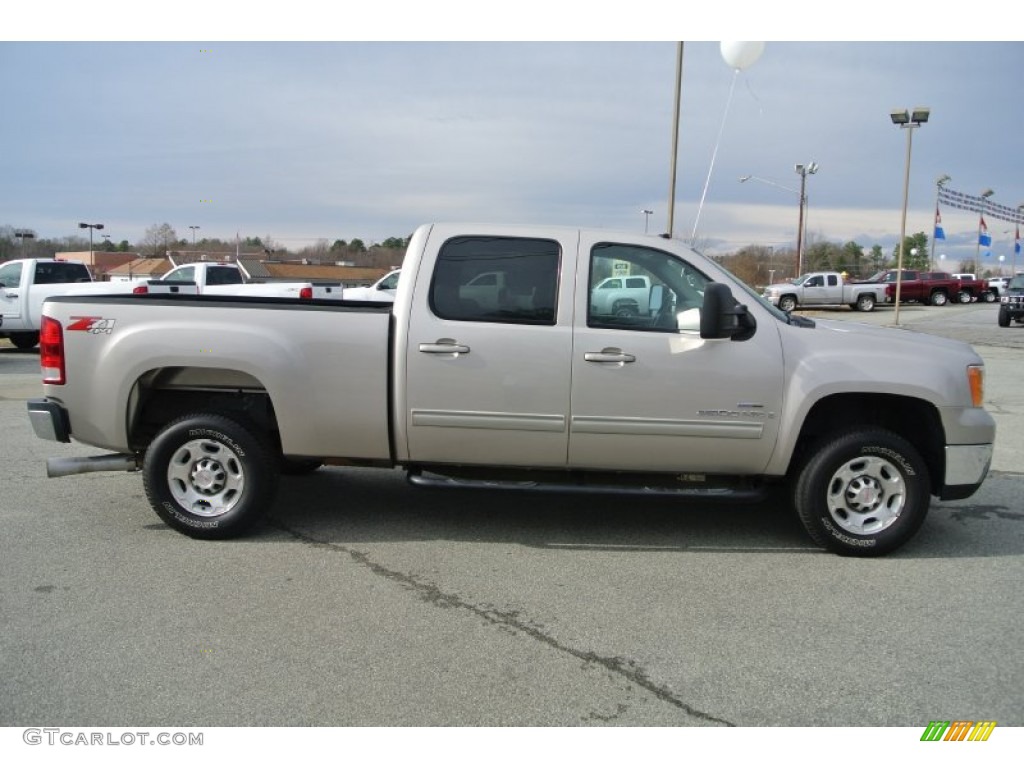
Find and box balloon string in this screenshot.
[691,68,738,244]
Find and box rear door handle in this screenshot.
[584,348,636,364]
[419,338,471,355]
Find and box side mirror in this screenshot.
[700,282,756,341]
[648,284,664,316]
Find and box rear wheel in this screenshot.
[957,290,972,304]
[929,291,948,306]
[855,293,875,312]
[9,332,39,350]
[983,291,996,303]
[794,429,930,556]
[143,413,278,539]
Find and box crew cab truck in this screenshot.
[997,274,1024,326]
[590,274,654,317]
[0,258,194,350]
[27,223,995,557]
[761,271,886,312]
[879,270,960,306]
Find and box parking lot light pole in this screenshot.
[890,107,930,326]
[78,222,104,263]
[640,209,653,234]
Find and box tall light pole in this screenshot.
[14,230,35,252]
[640,209,653,234]
[794,162,818,277]
[889,107,930,326]
[930,173,951,270]
[974,189,994,267]
[666,42,684,239]
[78,222,104,263]
[739,173,805,278]
[189,225,200,248]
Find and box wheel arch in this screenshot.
[127,366,281,453]
[786,392,944,496]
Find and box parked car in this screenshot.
[997,275,1024,327]
[343,269,401,302]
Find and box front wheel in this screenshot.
[778,295,797,313]
[143,413,278,539]
[998,307,1011,327]
[794,430,931,556]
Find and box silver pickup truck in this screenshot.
[27,223,995,556]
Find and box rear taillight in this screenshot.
[40,315,66,385]
[132,285,149,294]
[299,286,313,300]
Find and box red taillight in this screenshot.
[132,285,149,294]
[299,286,313,300]
[40,315,66,385]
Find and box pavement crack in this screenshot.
[269,520,734,726]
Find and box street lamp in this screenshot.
[14,230,35,250]
[78,222,104,262]
[739,173,808,278]
[794,162,818,278]
[930,174,951,270]
[189,225,200,247]
[640,209,653,234]
[889,107,930,326]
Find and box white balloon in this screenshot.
[720,41,765,71]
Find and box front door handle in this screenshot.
[419,338,471,355]
[584,348,636,364]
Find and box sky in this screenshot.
[3,7,1023,273]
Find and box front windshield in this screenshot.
[791,274,810,285]
[1009,275,1024,291]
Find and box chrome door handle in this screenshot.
[419,339,471,355]
[584,348,636,363]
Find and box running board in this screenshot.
[406,467,769,501]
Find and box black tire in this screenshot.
[957,290,971,304]
[612,301,638,318]
[855,293,875,312]
[983,290,996,303]
[998,307,1010,327]
[10,332,40,350]
[929,291,948,306]
[794,429,931,556]
[143,413,278,539]
[778,295,797,313]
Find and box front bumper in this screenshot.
[28,398,71,443]
[939,443,993,500]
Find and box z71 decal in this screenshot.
[67,316,117,334]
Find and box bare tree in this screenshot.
[140,223,179,256]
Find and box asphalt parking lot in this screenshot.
[1,300,1021,728]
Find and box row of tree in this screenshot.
[0,224,412,269]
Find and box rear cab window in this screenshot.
[429,236,560,325]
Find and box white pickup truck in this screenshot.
[762,271,887,312]
[156,261,343,301]
[343,269,401,302]
[27,223,995,556]
[0,258,195,350]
